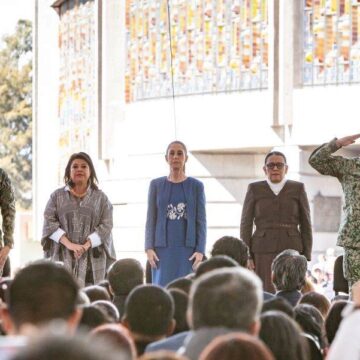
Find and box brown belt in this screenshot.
[257,223,298,230]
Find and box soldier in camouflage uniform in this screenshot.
[0,168,15,277]
[309,134,360,293]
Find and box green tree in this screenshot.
[0,20,32,209]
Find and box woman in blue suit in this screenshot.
[145,141,207,286]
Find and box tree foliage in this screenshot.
[0,20,32,209]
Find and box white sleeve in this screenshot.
[327,307,360,360]
[49,228,66,243]
[88,232,101,248]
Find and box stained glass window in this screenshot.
[304,0,360,85]
[58,0,96,160]
[125,0,269,103]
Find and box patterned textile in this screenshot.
[309,138,360,286]
[42,187,116,287]
[0,168,15,248]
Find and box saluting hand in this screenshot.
[336,134,360,148]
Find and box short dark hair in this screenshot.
[83,285,111,303]
[210,236,249,267]
[325,300,348,344]
[259,311,308,360]
[199,332,274,360]
[166,277,192,295]
[11,334,123,360]
[8,261,79,328]
[264,151,287,165]
[299,292,330,318]
[64,152,99,189]
[165,141,188,156]
[168,289,189,334]
[78,304,110,332]
[294,304,327,350]
[262,297,295,318]
[124,285,174,337]
[272,250,307,291]
[107,259,144,296]
[93,300,120,323]
[195,255,239,279]
[189,267,262,331]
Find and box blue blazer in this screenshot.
[145,176,206,253]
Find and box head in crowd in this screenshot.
[77,290,91,306]
[107,259,144,296]
[299,291,331,318]
[64,152,99,190]
[1,261,80,334]
[92,300,120,323]
[90,323,136,360]
[195,255,239,279]
[188,267,263,333]
[139,351,189,360]
[301,275,316,294]
[210,236,249,267]
[78,305,110,332]
[166,277,192,295]
[168,289,189,334]
[324,300,348,345]
[11,334,126,360]
[294,304,327,356]
[262,297,295,318]
[259,311,309,360]
[123,285,175,339]
[83,285,111,303]
[199,332,274,360]
[272,250,307,291]
[0,278,11,304]
[263,151,288,184]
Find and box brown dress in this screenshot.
[240,180,312,293]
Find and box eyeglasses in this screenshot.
[266,162,286,170]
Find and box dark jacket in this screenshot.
[240,180,312,260]
[145,176,206,253]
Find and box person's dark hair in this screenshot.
[272,250,307,291]
[93,300,120,323]
[107,259,144,296]
[90,324,136,360]
[0,278,11,304]
[124,285,174,337]
[264,151,287,165]
[11,334,126,360]
[299,291,331,318]
[195,255,238,279]
[189,267,262,331]
[166,277,192,295]
[259,311,309,360]
[78,304,110,332]
[262,297,295,318]
[97,280,112,298]
[294,304,327,351]
[199,332,274,360]
[8,261,79,328]
[83,285,111,303]
[168,289,189,334]
[210,236,249,267]
[325,300,348,344]
[64,152,99,189]
[333,255,349,294]
[165,141,188,157]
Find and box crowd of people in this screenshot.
[0,135,359,358]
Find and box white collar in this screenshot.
[266,177,287,195]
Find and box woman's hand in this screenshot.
[60,235,85,259]
[247,258,255,271]
[336,134,360,148]
[146,249,159,269]
[189,252,203,271]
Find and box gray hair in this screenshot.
[271,250,307,291]
[188,267,263,331]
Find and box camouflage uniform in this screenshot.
[309,138,360,290]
